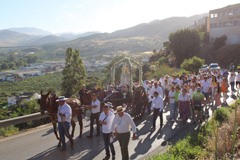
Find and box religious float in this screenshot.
[104,57,148,120]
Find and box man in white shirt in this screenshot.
[57,96,73,151]
[201,76,211,104]
[111,106,136,160]
[99,104,116,160]
[87,93,101,138]
[150,91,164,130]
[172,75,180,85]
[148,82,163,98]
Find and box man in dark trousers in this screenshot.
[87,93,101,138]
[150,91,164,131]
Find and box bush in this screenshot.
[0,125,19,137]
[213,35,227,50]
[180,56,205,73]
[214,107,230,124]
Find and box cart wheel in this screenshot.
[131,86,148,120]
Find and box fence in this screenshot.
[0,112,48,128]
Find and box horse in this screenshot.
[38,91,83,147]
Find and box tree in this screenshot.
[7,53,17,62]
[62,47,86,97]
[26,55,38,63]
[1,62,9,69]
[169,28,201,66]
[180,56,205,73]
[213,35,227,50]
[8,62,16,68]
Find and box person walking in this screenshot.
[149,82,163,98]
[99,104,116,160]
[229,72,235,95]
[111,106,136,160]
[222,78,229,104]
[214,82,222,107]
[192,87,205,124]
[178,88,191,125]
[173,85,181,120]
[150,91,164,130]
[236,72,240,90]
[168,86,175,121]
[201,76,211,105]
[56,96,73,151]
[87,93,101,138]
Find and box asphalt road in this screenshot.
[0,85,238,160]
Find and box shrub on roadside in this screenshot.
[214,107,230,124]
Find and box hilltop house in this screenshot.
[7,92,40,106]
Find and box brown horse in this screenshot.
[38,91,83,146]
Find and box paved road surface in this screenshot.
[0,85,238,160]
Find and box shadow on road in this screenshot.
[41,128,54,137]
[29,125,105,160]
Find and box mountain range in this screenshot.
[0,13,208,56]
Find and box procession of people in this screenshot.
[54,67,239,160]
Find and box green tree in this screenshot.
[169,28,201,66]
[8,62,16,68]
[1,62,9,69]
[213,35,227,50]
[16,60,24,67]
[180,56,205,73]
[26,55,38,63]
[8,53,18,62]
[62,47,86,97]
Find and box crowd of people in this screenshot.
[144,69,240,126]
[55,69,240,160]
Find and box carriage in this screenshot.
[103,57,149,120]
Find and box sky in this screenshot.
[0,0,239,34]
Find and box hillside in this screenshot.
[19,35,67,46]
[41,14,208,57]
[0,30,37,46]
[9,27,52,36]
[0,13,208,57]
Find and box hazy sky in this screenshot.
[0,0,239,33]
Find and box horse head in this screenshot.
[38,90,51,115]
[82,91,92,105]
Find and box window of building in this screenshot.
[228,21,233,27]
[223,22,228,27]
[219,23,223,28]
[219,12,223,17]
[214,23,218,28]
[234,9,239,14]
[210,24,214,28]
[214,13,218,17]
[210,14,214,18]
[234,21,239,26]
[224,11,228,16]
[229,10,234,15]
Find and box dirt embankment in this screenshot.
[197,44,240,68]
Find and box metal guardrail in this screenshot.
[0,112,48,128]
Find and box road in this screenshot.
[0,85,238,160]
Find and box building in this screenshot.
[7,92,40,106]
[209,3,240,45]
